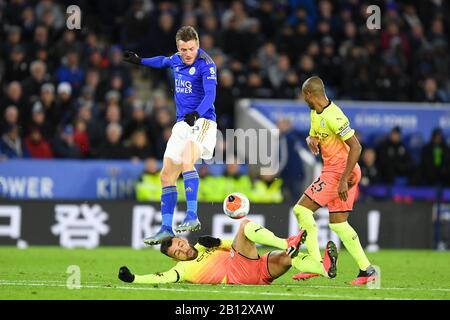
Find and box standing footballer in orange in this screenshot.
[292,76,377,285]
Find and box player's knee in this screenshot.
[181,162,195,172]
[240,219,251,228]
[160,168,176,186]
[238,219,251,233]
[329,212,348,224]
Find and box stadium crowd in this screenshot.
[1,0,449,195]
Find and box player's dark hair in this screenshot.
[160,236,175,256]
[176,26,199,43]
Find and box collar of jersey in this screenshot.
[316,100,332,115]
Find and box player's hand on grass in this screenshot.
[338,178,349,201]
[198,236,221,248]
[118,266,135,283]
[184,111,199,126]
[306,136,320,156]
[123,51,141,65]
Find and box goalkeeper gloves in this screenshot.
[118,266,135,283]
[184,111,199,126]
[198,236,221,248]
[123,50,142,65]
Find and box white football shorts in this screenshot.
[164,118,217,163]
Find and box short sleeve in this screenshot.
[327,109,355,141]
[201,63,217,85]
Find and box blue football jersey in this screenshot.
[141,48,217,122]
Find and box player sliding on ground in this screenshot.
[118,220,337,285]
[292,76,377,285]
[123,26,217,245]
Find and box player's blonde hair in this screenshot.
[176,26,199,44]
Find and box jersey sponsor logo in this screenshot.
[175,67,179,72]
[175,79,193,93]
[189,67,196,75]
[206,76,217,80]
[196,247,215,262]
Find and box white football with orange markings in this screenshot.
[223,193,250,219]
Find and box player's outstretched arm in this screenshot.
[123,50,172,69]
[118,266,181,284]
[198,235,221,248]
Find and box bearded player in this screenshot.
[123,26,217,244]
[118,219,338,285]
[292,76,377,285]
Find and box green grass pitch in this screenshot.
[0,247,449,300]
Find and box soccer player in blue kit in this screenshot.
[123,26,217,245]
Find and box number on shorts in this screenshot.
[312,177,326,193]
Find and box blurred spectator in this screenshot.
[1,82,27,124]
[52,125,82,159]
[22,60,49,104]
[420,129,450,186]
[39,83,60,129]
[414,77,446,103]
[56,50,85,92]
[127,129,154,161]
[359,148,380,187]
[28,101,53,140]
[124,102,150,140]
[4,45,29,82]
[24,127,53,159]
[73,119,91,157]
[54,30,83,59]
[108,46,132,89]
[1,26,22,60]
[135,158,162,201]
[1,105,20,134]
[376,126,415,184]
[94,123,128,159]
[268,54,291,89]
[77,103,102,148]
[121,0,152,51]
[35,0,65,32]
[241,72,273,98]
[215,69,238,129]
[0,124,29,159]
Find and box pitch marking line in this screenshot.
[1,280,450,293]
[0,281,434,300]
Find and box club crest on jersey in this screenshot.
[321,119,326,128]
[189,67,196,75]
